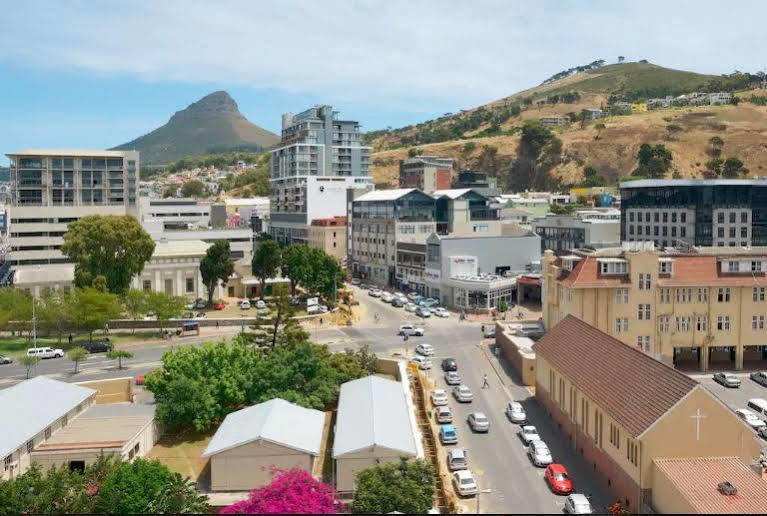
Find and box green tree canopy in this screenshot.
[633,143,673,179]
[581,165,606,187]
[722,156,749,178]
[252,240,282,297]
[121,288,149,330]
[70,287,122,342]
[180,180,206,197]
[281,244,312,297]
[200,240,234,304]
[144,291,186,332]
[353,458,435,514]
[68,346,88,373]
[61,215,155,293]
[107,348,134,369]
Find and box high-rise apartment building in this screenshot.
[269,105,372,244]
[6,150,139,266]
[620,179,767,248]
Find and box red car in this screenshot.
[545,464,573,495]
[213,302,226,310]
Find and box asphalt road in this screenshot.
[0,285,612,513]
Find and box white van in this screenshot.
[746,398,767,417]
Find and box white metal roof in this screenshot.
[151,239,211,258]
[431,189,474,199]
[202,398,325,457]
[333,375,419,458]
[354,189,417,202]
[0,376,96,459]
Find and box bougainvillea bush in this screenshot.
[220,468,344,514]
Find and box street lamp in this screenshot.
[476,488,492,514]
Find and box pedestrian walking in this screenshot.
[482,373,489,389]
[68,333,73,345]
[216,320,219,329]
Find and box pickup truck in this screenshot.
[27,347,64,359]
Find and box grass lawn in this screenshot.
[0,330,162,357]
[148,430,214,481]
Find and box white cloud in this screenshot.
[1,0,766,109]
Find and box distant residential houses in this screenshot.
[646,91,733,110]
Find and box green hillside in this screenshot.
[112,91,279,165]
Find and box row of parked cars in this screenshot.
[712,371,767,440]
[365,286,449,318]
[428,353,593,513]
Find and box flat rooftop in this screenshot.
[7,149,137,158]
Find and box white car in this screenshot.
[416,306,431,318]
[467,412,490,432]
[143,312,157,321]
[452,470,478,496]
[411,356,432,370]
[444,371,461,385]
[27,347,64,359]
[564,494,593,514]
[519,425,540,444]
[369,289,382,298]
[528,439,553,467]
[436,405,453,424]
[736,408,767,429]
[255,300,266,309]
[381,292,394,303]
[453,384,473,402]
[447,448,468,471]
[240,300,251,309]
[404,302,418,312]
[431,389,449,406]
[185,301,196,310]
[398,324,424,337]
[432,307,449,318]
[505,401,527,424]
[415,343,434,356]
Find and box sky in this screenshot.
[1,0,766,165]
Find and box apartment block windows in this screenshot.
[638,304,651,320]
[659,260,673,275]
[752,315,766,331]
[615,317,629,333]
[717,288,731,303]
[676,316,691,332]
[697,288,708,303]
[636,336,651,352]
[609,424,621,449]
[615,288,629,304]
[696,316,708,332]
[717,315,731,331]
[660,288,671,303]
[752,261,763,273]
[659,315,669,333]
[644,273,651,290]
[754,287,766,302]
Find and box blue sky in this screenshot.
[1,0,766,165]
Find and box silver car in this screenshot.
[528,439,553,467]
[447,448,468,471]
[505,401,527,424]
[453,384,473,402]
[713,372,741,388]
[564,494,593,514]
[468,412,490,432]
[445,371,461,385]
[519,425,540,444]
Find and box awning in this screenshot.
[517,277,541,286]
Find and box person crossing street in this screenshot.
[482,373,489,389]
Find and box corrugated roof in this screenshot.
[0,377,96,459]
[533,316,698,437]
[431,189,474,199]
[203,398,325,457]
[653,457,767,514]
[333,375,419,458]
[354,189,417,202]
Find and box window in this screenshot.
[754,287,766,302]
[753,261,763,272]
[718,212,725,224]
[717,287,731,302]
[638,273,644,290]
[676,316,691,332]
[185,277,194,293]
[629,212,635,222]
[659,315,669,333]
[681,213,687,223]
[645,213,650,223]
[741,211,748,223]
[3,455,11,471]
[742,227,749,238]
[629,225,635,235]
[660,288,671,303]
[752,315,765,331]
[730,212,737,224]
[638,304,651,320]
[659,260,673,274]
[142,280,151,292]
[45,427,51,439]
[717,315,731,331]
[696,316,707,332]
[615,317,629,333]
[680,227,686,238]
[644,273,651,289]
[615,288,628,304]
[697,288,708,303]
[654,212,659,223]
[26,440,33,454]
[636,335,644,349]
[718,227,725,238]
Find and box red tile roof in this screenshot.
[533,316,698,436]
[653,457,767,514]
[558,257,630,288]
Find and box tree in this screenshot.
[121,289,148,333]
[68,346,87,373]
[303,248,345,304]
[199,240,234,304]
[0,288,32,333]
[252,240,282,298]
[633,143,673,179]
[353,458,435,514]
[594,122,606,140]
[498,298,509,312]
[407,147,419,158]
[581,165,606,187]
[144,291,186,333]
[36,290,73,343]
[665,124,683,140]
[508,120,562,191]
[704,158,723,178]
[722,157,748,178]
[220,468,343,514]
[93,458,207,513]
[709,136,724,154]
[268,285,297,349]
[180,180,205,197]
[61,215,155,294]
[163,184,179,198]
[107,349,134,369]
[618,55,625,63]
[70,288,122,342]
[19,355,40,379]
[281,244,311,297]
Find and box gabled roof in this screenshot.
[431,188,475,199]
[333,375,419,458]
[354,189,417,202]
[533,316,698,437]
[203,398,325,457]
[0,377,96,459]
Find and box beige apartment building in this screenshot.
[308,216,347,263]
[543,243,767,371]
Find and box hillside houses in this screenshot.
[647,91,733,110]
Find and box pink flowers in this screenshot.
[220,468,344,514]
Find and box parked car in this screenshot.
[758,426,767,440]
[399,324,424,337]
[359,283,370,290]
[185,301,196,310]
[441,358,457,371]
[519,425,540,444]
[467,412,490,432]
[419,297,440,308]
[747,398,767,417]
[195,312,207,319]
[431,389,449,406]
[545,464,573,495]
[750,371,767,387]
[0,355,13,365]
[410,356,432,370]
[82,340,112,354]
[407,292,420,301]
[447,448,468,471]
[483,326,496,338]
[735,408,766,429]
[505,401,527,424]
[432,307,449,318]
[369,289,382,298]
[391,297,405,308]
[436,405,453,424]
[255,300,266,309]
[143,312,157,321]
[183,311,195,319]
[452,470,478,496]
[564,494,593,514]
[415,343,434,356]
[194,299,207,309]
[350,278,361,285]
[27,347,64,359]
[439,424,458,444]
[416,306,432,318]
[528,439,553,467]
[713,372,741,388]
[240,300,251,309]
[404,302,418,312]
[453,384,473,402]
[213,301,226,310]
[444,371,461,385]
[381,292,394,303]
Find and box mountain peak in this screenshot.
[169,90,245,123]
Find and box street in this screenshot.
[0,285,612,513]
